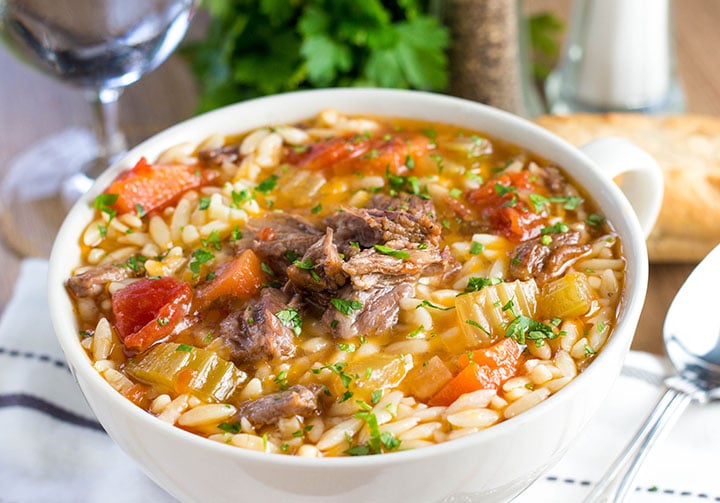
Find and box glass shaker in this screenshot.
[545,0,685,114]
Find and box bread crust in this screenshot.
[534,113,720,262]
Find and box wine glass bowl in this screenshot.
[0,0,196,257]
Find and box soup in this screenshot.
[66,110,624,457]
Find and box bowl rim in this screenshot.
[48,87,649,468]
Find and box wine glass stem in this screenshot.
[86,87,127,179]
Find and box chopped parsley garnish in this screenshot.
[218,422,241,433]
[463,276,502,293]
[230,225,243,241]
[202,230,223,250]
[156,317,170,326]
[338,343,357,352]
[122,254,147,273]
[255,174,279,193]
[312,362,354,389]
[586,213,606,228]
[176,343,194,352]
[550,195,584,210]
[421,127,437,145]
[198,197,211,210]
[416,299,455,311]
[448,187,462,199]
[371,390,383,404]
[274,370,289,390]
[430,153,444,173]
[260,262,275,276]
[494,183,516,196]
[330,298,364,315]
[405,155,415,170]
[466,319,491,336]
[505,315,558,347]
[292,257,320,281]
[311,203,323,214]
[134,203,146,217]
[469,241,484,255]
[529,193,549,212]
[541,222,569,235]
[584,344,596,357]
[407,325,424,338]
[189,248,214,277]
[347,410,402,456]
[276,308,302,336]
[93,193,118,222]
[231,189,252,207]
[465,171,483,183]
[79,329,94,338]
[385,167,426,199]
[97,224,108,238]
[374,244,410,259]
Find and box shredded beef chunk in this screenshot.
[198,145,241,167]
[322,283,414,339]
[246,213,322,277]
[342,247,444,290]
[508,230,591,284]
[287,227,347,293]
[66,264,135,299]
[327,194,441,254]
[219,288,297,364]
[237,384,323,426]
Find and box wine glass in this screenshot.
[0,0,197,257]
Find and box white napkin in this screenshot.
[1,260,718,502]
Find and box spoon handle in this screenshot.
[583,387,693,502]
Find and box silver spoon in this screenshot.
[585,244,720,502]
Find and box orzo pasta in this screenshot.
[66,111,625,457]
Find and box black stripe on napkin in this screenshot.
[0,393,105,433]
[0,346,68,370]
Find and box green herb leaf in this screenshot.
[416,299,455,311]
[256,174,279,193]
[176,343,194,352]
[199,197,212,210]
[374,244,410,259]
[463,277,502,293]
[276,308,302,336]
[331,298,364,316]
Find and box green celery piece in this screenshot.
[126,343,246,402]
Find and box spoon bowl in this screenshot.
[585,243,720,502]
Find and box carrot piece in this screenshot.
[195,249,265,310]
[457,337,523,369]
[105,157,214,214]
[429,338,523,407]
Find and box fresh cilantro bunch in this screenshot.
[183,0,449,112]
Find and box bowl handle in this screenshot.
[579,137,663,237]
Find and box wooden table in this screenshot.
[1,0,718,355]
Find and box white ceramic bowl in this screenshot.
[48,89,663,503]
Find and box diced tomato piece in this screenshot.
[466,171,546,242]
[105,157,216,214]
[429,338,523,407]
[286,135,368,172]
[195,249,266,310]
[287,132,431,176]
[112,276,193,352]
